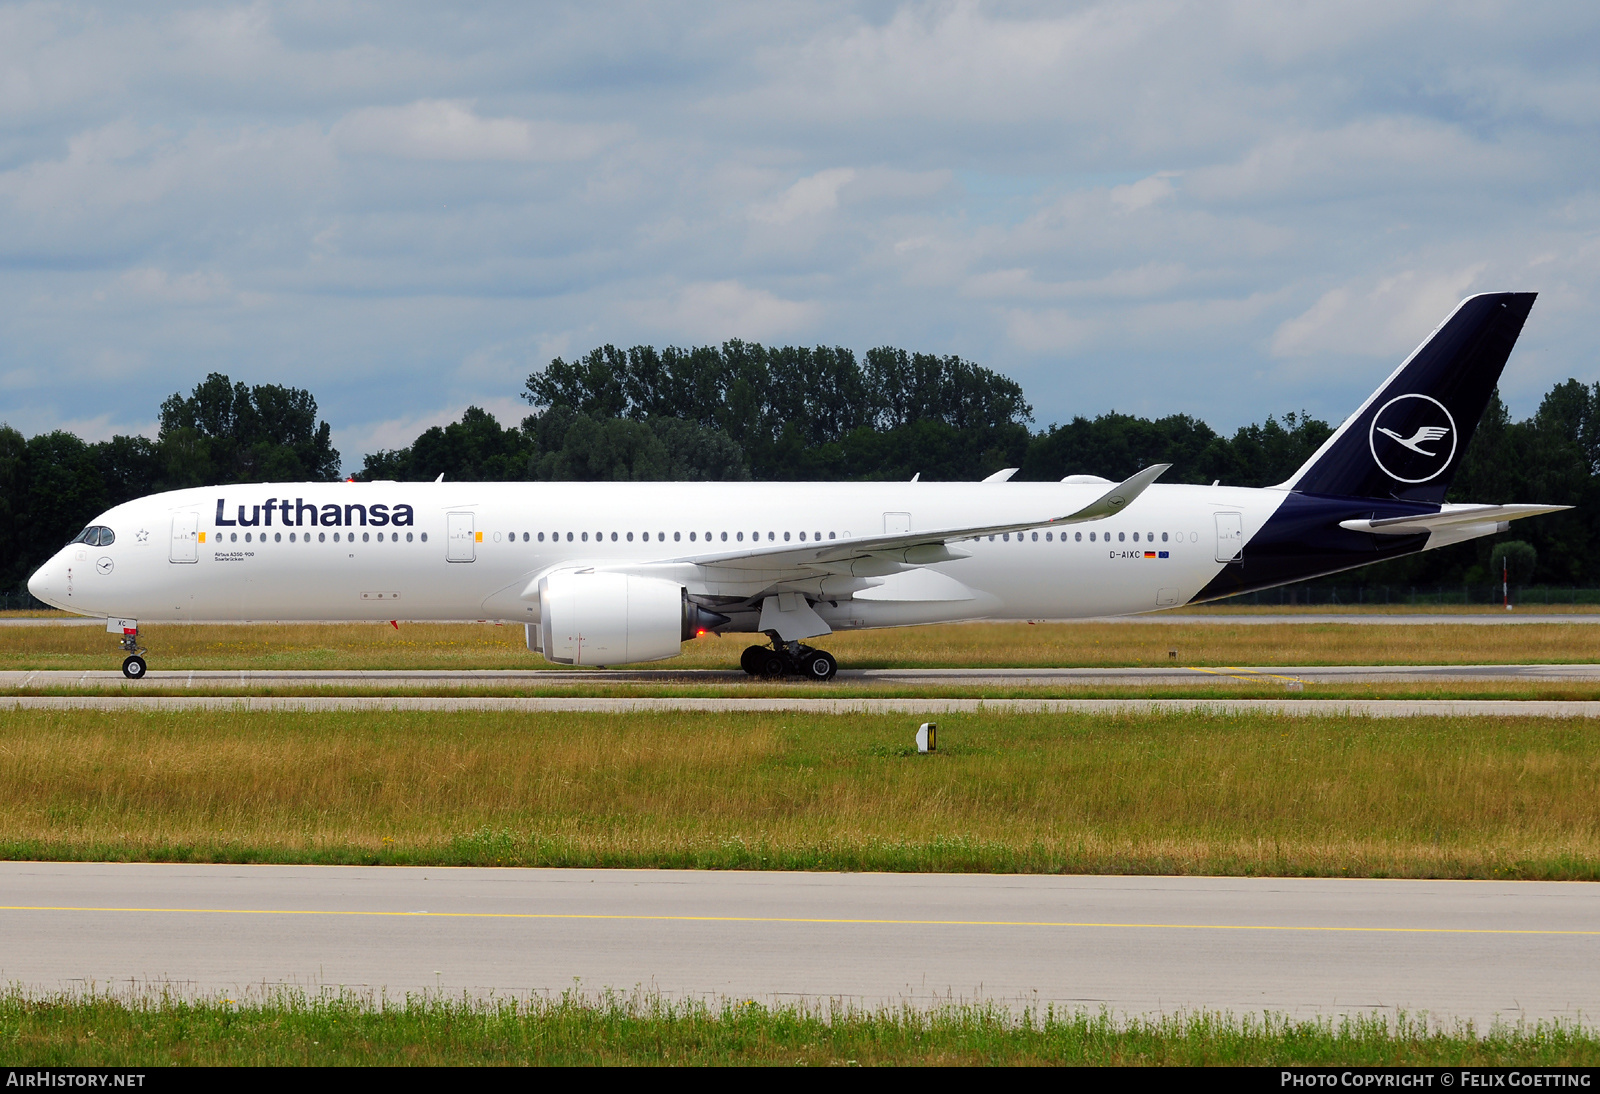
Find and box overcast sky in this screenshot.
[2,1,1596,470]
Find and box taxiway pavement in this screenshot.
[5,662,1600,692]
[4,694,1600,716]
[1,863,1592,1026]
[8,664,1600,716]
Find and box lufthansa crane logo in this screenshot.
[1368,393,1457,483]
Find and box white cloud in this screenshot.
[1110,173,1179,212]
[634,281,819,342]
[750,168,856,224]
[749,165,951,225]
[333,100,623,162]
[966,262,1192,301]
[0,118,336,243]
[1000,307,1098,353]
[3,1,1600,455]
[117,268,235,304]
[1189,119,1527,203]
[1270,264,1490,359]
[1002,289,1282,355]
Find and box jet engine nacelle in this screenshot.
[536,571,726,666]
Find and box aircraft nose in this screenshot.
[27,563,53,606]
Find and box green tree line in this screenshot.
[363,340,1345,487]
[3,345,1598,594]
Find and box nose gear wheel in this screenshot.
[116,626,148,679]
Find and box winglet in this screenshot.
[1058,463,1170,524]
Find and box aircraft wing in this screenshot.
[660,463,1172,572]
[1339,503,1571,536]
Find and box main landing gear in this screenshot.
[740,639,838,682]
[118,626,147,679]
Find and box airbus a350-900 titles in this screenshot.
[30,292,1569,681]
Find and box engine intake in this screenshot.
[536,571,727,666]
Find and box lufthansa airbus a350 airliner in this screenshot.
[29,292,1569,680]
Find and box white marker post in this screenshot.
[916,722,937,753]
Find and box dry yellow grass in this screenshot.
[3,618,1600,671]
[3,707,1598,878]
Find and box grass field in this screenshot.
[8,990,1596,1066]
[4,706,1598,878]
[4,618,1600,671]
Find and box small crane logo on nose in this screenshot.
[96,557,114,575]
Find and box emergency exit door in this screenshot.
[447,512,476,562]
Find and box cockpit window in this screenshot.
[69,525,114,547]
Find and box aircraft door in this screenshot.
[883,512,911,534]
[170,512,199,564]
[447,512,476,562]
[1214,512,1243,563]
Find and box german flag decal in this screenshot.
[1144,551,1157,558]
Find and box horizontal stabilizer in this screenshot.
[1339,504,1570,536]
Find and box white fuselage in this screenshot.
[27,480,1286,630]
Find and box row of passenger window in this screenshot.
[490,530,839,544]
[213,527,1195,547]
[478,528,1194,546]
[217,531,428,544]
[991,530,1200,543]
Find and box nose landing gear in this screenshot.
[739,638,838,681]
[116,625,147,679]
